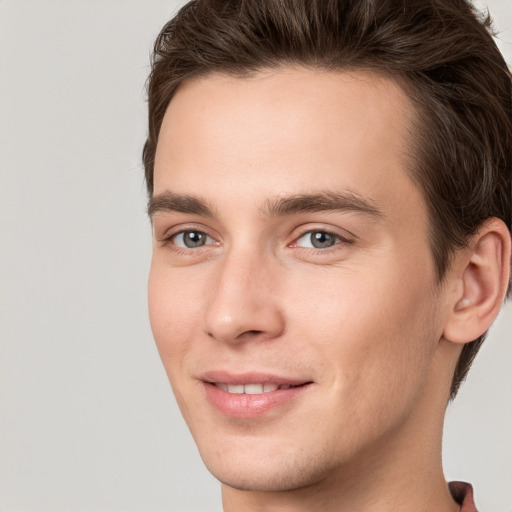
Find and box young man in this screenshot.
[143,1,511,511]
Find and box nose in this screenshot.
[203,250,285,345]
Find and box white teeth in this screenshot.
[215,383,283,394]
[227,384,245,394]
[244,384,263,394]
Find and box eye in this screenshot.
[172,230,214,249]
[294,230,344,249]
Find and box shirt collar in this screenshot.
[449,481,478,512]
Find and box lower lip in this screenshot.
[203,383,311,418]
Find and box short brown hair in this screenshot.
[143,0,512,398]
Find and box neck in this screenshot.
[222,421,457,512]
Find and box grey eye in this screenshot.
[174,231,211,248]
[296,231,340,249]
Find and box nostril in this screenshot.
[207,329,264,343]
[237,329,266,341]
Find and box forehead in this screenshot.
[153,67,422,225]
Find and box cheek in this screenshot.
[289,261,440,401]
[148,263,201,365]
[148,264,206,423]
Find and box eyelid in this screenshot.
[175,231,215,249]
[155,222,354,251]
[157,223,219,245]
[289,225,355,248]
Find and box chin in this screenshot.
[206,463,326,493]
[198,441,336,492]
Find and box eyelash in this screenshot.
[160,226,353,254]
[291,228,353,251]
[160,225,217,251]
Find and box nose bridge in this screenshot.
[204,244,283,343]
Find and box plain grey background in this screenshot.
[0,1,510,511]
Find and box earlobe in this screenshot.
[443,218,511,344]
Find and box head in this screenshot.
[144,0,512,499]
[144,0,512,399]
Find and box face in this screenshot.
[148,68,451,492]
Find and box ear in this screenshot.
[443,218,511,344]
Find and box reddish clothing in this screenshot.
[449,482,478,512]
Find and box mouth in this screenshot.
[201,373,313,418]
[208,382,309,394]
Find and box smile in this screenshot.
[203,375,312,418]
[212,383,304,394]
[200,372,313,417]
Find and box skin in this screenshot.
[148,68,507,511]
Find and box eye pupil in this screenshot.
[184,231,206,248]
[311,231,335,248]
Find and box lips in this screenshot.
[213,382,305,394]
[201,372,313,418]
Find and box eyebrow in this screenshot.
[148,191,214,218]
[148,190,384,220]
[262,191,384,219]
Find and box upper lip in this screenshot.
[200,371,312,387]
